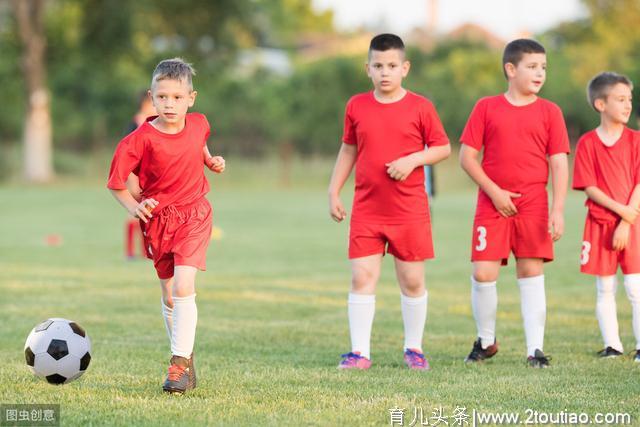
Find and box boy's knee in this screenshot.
[473,271,498,283]
[351,270,378,292]
[397,272,425,293]
[163,296,174,309]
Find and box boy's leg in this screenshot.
[623,274,640,351]
[171,265,198,358]
[126,220,136,258]
[160,277,174,341]
[471,261,501,349]
[394,258,426,352]
[515,258,546,358]
[347,254,382,361]
[596,275,623,353]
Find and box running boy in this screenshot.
[459,39,570,368]
[328,34,451,370]
[107,58,225,393]
[572,72,640,361]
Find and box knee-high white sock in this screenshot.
[161,297,173,342]
[597,275,623,352]
[624,274,640,350]
[471,277,497,349]
[171,294,198,358]
[401,292,428,352]
[518,275,546,357]
[348,293,375,359]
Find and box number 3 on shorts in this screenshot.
[475,226,487,251]
[580,241,591,265]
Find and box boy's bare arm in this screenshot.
[110,188,158,224]
[385,145,451,181]
[584,185,640,224]
[611,184,640,250]
[549,153,568,241]
[459,144,521,217]
[328,143,357,222]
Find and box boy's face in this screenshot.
[149,78,196,126]
[597,83,633,124]
[505,53,546,95]
[366,49,410,95]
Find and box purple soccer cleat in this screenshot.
[404,348,430,370]
[338,352,372,370]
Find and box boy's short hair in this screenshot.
[369,33,405,59]
[151,57,196,90]
[502,39,545,78]
[587,72,633,111]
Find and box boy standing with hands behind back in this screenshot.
[459,39,570,367]
[328,34,451,370]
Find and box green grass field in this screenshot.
[1,158,639,426]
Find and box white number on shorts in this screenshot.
[580,241,591,265]
[475,226,488,251]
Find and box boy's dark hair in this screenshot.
[587,72,633,112]
[502,39,545,79]
[151,57,196,90]
[369,33,405,58]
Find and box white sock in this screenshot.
[596,275,623,352]
[471,276,497,349]
[624,274,640,350]
[161,298,173,342]
[171,294,198,358]
[348,293,375,359]
[401,292,428,352]
[518,275,546,357]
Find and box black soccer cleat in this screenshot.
[163,355,194,394]
[597,346,623,358]
[527,349,551,368]
[633,349,640,363]
[464,338,498,363]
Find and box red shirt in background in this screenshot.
[572,127,640,223]
[107,112,210,209]
[460,95,570,217]
[342,91,450,224]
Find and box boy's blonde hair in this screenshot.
[151,57,196,91]
[587,72,633,112]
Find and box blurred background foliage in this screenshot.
[1,0,640,180]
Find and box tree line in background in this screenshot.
[1,0,639,181]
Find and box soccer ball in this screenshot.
[24,318,92,384]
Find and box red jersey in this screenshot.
[107,112,210,209]
[460,95,570,217]
[572,127,640,224]
[342,91,449,224]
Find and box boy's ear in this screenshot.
[594,97,606,113]
[504,62,517,79]
[365,62,371,77]
[189,90,197,107]
[402,60,411,77]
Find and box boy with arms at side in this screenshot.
[573,72,640,361]
[328,34,451,370]
[459,39,570,367]
[108,58,225,393]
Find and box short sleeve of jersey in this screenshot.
[546,103,570,156]
[421,100,449,147]
[107,133,145,190]
[634,131,640,186]
[572,135,596,190]
[195,113,211,145]
[460,98,487,150]
[342,98,356,145]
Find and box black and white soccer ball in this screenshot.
[24,318,92,385]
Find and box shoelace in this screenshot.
[340,352,364,362]
[167,364,187,381]
[405,350,426,366]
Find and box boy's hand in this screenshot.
[618,204,640,225]
[489,188,521,217]
[206,156,226,173]
[385,156,416,181]
[548,209,564,241]
[329,194,347,222]
[130,198,158,223]
[612,221,630,251]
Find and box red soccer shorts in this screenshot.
[471,214,553,265]
[580,216,640,275]
[348,220,434,261]
[141,197,213,279]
